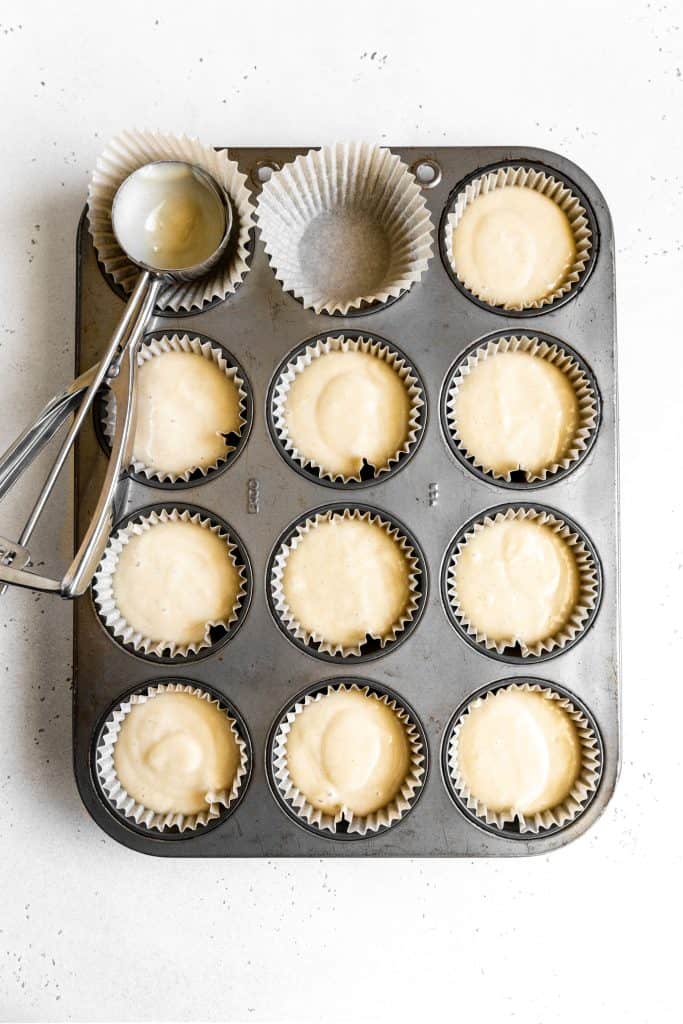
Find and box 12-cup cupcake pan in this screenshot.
[73,144,619,857]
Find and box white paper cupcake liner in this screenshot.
[270,508,423,657]
[87,129,255,313]
[257,142,434,315]
[448,681,602,834]
[96,681,250,833]
[272,682,426,836]
[271,334,425,484]
[447,506,599,658]
[92,507,248,659]
[446,335,599,483]
[101,332,249,484]
[444,165,593,311]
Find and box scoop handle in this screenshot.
[61,273,162,597]
[0,364,98,503]
[0,270,160,595]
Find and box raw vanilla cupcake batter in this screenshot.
[452,350,579,476]
[451,185,576,307]
[286,689,411,816]
[113,691,241,815]
[281,515,412,648]
[453,518,579,648]
[113,161,226,270]
[131,350,242,476]
[456,688,582,815]
[283,348,412,478]
[112,519,241,647]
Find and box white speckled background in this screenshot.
[0,0,680,1020]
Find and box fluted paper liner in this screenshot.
[271,508,422,657]
[447,506,599,658]
[101,332,249,484]
[448,681,602,834]
[446,335,599,483]
[88,129,255,313]
[271,334,425,484]
[96,681,249,833]
[257,142,434,315]
[92,507,247,659]
[272,682,426,836]
[444,165,593,311]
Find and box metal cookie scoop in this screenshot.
[0,160,232,597]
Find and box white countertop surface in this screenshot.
[0,0,680,1020]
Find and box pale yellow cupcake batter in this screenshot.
[283,349,412,478]
[453,518,579,647]
[282,515,412,648]
[451,186,576,307]
[456,688,582,815]
[113,692,240,815]
[112,519,241,647]
[453,350,579,476]
[131,351,241,476]
[114,162,226,271]
[286,689,410,816]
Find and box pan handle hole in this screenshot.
[411,158,441,188]
[252,160,280,186]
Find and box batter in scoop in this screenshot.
[114,162,226,271]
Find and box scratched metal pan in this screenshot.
[72,146,620,857]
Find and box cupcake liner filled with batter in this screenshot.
[269,507,425,659]
[446,680,602,835]
[270,681,426,837]
[87,128,255,313]
[270,333,425,485]
[256,142,434,315]
[95,681,250,833]
[101,332,250,485]
[444,334,599,485]
[442,164,594,312]
[445,505,600,660]
[92,506,249,660]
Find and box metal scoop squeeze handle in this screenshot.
[0,364,98,504]
[0,271,160,595]
[63,273,162,597]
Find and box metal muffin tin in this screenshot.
[73,145,620,857]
